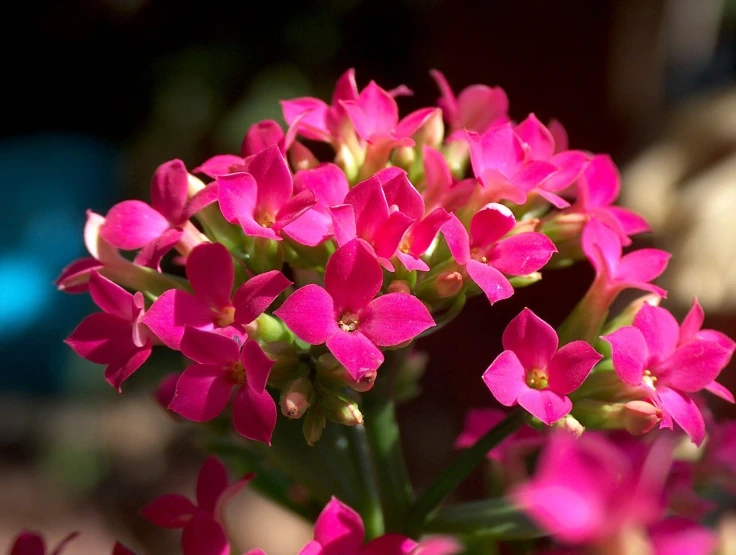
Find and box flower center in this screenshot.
[470,247,488,264]
[399,240,411,254]
[215,305,236,327]
[256,212,276,228]
[338,312,359,333]
[230,361,246,386]
[526,368,549,390]
[642,369,657,390]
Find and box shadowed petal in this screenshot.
[241,120,284,157]
[326,331,384,380]
[361,534,418,555]
[141,494,198,529]
[274,284,338,345]
[141,290,215,350]
[581,220,622,277]
[246,145,293,216]
[517,389,572,426]
[242,339,275,394]
[469,203,516,248]
[194,155,246,179]
[233,270,291,326]
[324,239,382,313]
[196,457,229,516]
[441,214,471,265]
[344,176,390,244]
[9,532,45,555]
[134,227,184,271]
[274,189,317,231]
[705,381,735,403]
[66,313,138,364]
[360,293,434,346]
[104,344,152,392]
[181,327,240,366]
[89,272,135,320]
[170,364,233,422]
[546,341,602,395]
[516,114,554,160]
[313,497,365,555]
[466,259,513,305]
[482,350,527,406]
[181,516,229,555]
[502,308,558,370]
[232,385,277,445]
[382,172,424,219]
[187,243,234,311]
[151,159,189,224]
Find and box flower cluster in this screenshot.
[45,69,736,554]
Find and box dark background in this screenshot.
[1,1,735,553]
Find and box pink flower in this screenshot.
[142,242,290,350]
[602,302,734,445]
[100,159,213,270]
[216,145,317,242]
[298,497,461,555]
[570,155,650,245]
[65,272,153,391]
[429,69,509,135]
[483,308,602,425]
[142,456,252,555]
[170,327,277,443]
[274,239,435,379]
[8,531,78,555]
[455,408,542,462]
[648,517,718,555]
[420,146,475,215]
[582,219,671,300]
[442,204,557,304]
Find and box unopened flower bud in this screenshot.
[622,400,663,435]
[508,272,542,289]
[540,212,587,244]
[321,391,364,426]
[315,354,378,392]
[154,372,181,415]
[280,378,314,419]
[254,313,291,343]
[261,342,301,385]
[413,108,444,150]
[289,141,319,171]
[391,146,415,172]
[387,280,412,295]
[443,140,470,179]
[602,294,663,336]
[303,407,326,446]
[187,173,207,196]
[555,414,585,437]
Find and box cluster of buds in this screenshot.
[51,68,736,553]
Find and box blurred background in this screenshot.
[2,0,736,552]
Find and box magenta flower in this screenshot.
[430,69,509,135]
[582,219,671,300]
[570,155,650,245]
[66,272,153,391]
[298,497,461,555]
[421,146,475,215]
[602,302,734,445]
[442,204,557,304]
[217,145,317,242]
[100,159,214,270]
[455,408,542,462]
[170,327,277,443]
[328,171,416,270]
[483,308,602,425]
[142,456,252,555]
[274,239,435,379]
[142,242,291,350]
[8,531,78,555]
[648,517,718,555]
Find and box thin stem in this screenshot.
[407,408,526,533]
[346,424,385,539]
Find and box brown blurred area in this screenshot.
[2,0,736,553]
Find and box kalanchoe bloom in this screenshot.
[170,327,277,443]
[442,204,557,304]
[602,302,734,445]
[570,155,650,245]
[142,242,291,350]
[429,69,509,135]
[483,308,602,425]
[217,145,317,242]
[298,497,461,555]
[274,239,435,379]
[8,531,78,555]
[455,408,543,462]
[100,159,213,270]
[582,219,671,300]
[66,272,154,391]
[420,146,475,214]
[142,456,252,555]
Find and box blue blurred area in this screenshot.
[0,133,119,394]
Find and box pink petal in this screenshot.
[616,249,671,286]
[141,290,215,350]
[394,107,438,139]
[502,308,559,370]
[274,188,317,231]
[356,81,399,138]
[333,68,359,104]
[489,232,557,276]
[313,497,365,555]
[193,155,245,179]
[344,176,390,244]
[66,313,138,365]
[657,339,732,392]
[482,350,527,406]
[196,456,230,516]
[656,387,706,446]
[466,259,514,304]
[456,84,509,133]
[9,532,45,555]
[282,208,333,246]
[170,364,233,422]
[242,339,274,394]
[396,251,429,272]
[648,517,718,555]
[151,159,189,224]
[606,206,650,236]
[535,189,570,209]
[706,381,734,403]
[372,210,415,260]
[441,214,471,265]
[515,114,554,160]
[56,257,103,293]
[294,163,349,208]
[324,239,383,313]
[633,304,680,365]
[104,344,152,391]
[542,150,589,192]
[298,541,324,555]
[141,493,198,528]
[679,298,705,344]
[89,272,135,320]
[233,270,291,326]
[134,227,184,271]
[406,208,451,256]
[548,119,569,152]
[326,330,384,380]
[581,220,621,277]
[546,340,602,395]
[101,200,171,250]
[382,172,424,219]
[429,69,460,127]
[467,125,525,181]
[409,536,463,555]
[241,120,284,157]
[232,385,277,445]
[112,542,137,555]
[361,535,418,555]
[273,284,338,345]
[328,204,357,247]
[602,326,649,386]
[469,203,516,248]
[245,145,293,217]
[360,293,434,346]
[340,100,371,140]
[181,327,240,366]
[511,161,558,193]
[517,388,572,426]
[181,516,230,555]
[183,184,219,221]
[216,172,258,225]
[187,243,234,311]
[578,155,620,208]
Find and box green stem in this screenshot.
[407,408,526,533]
[346,424,385,539]
[556,279,614,345]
